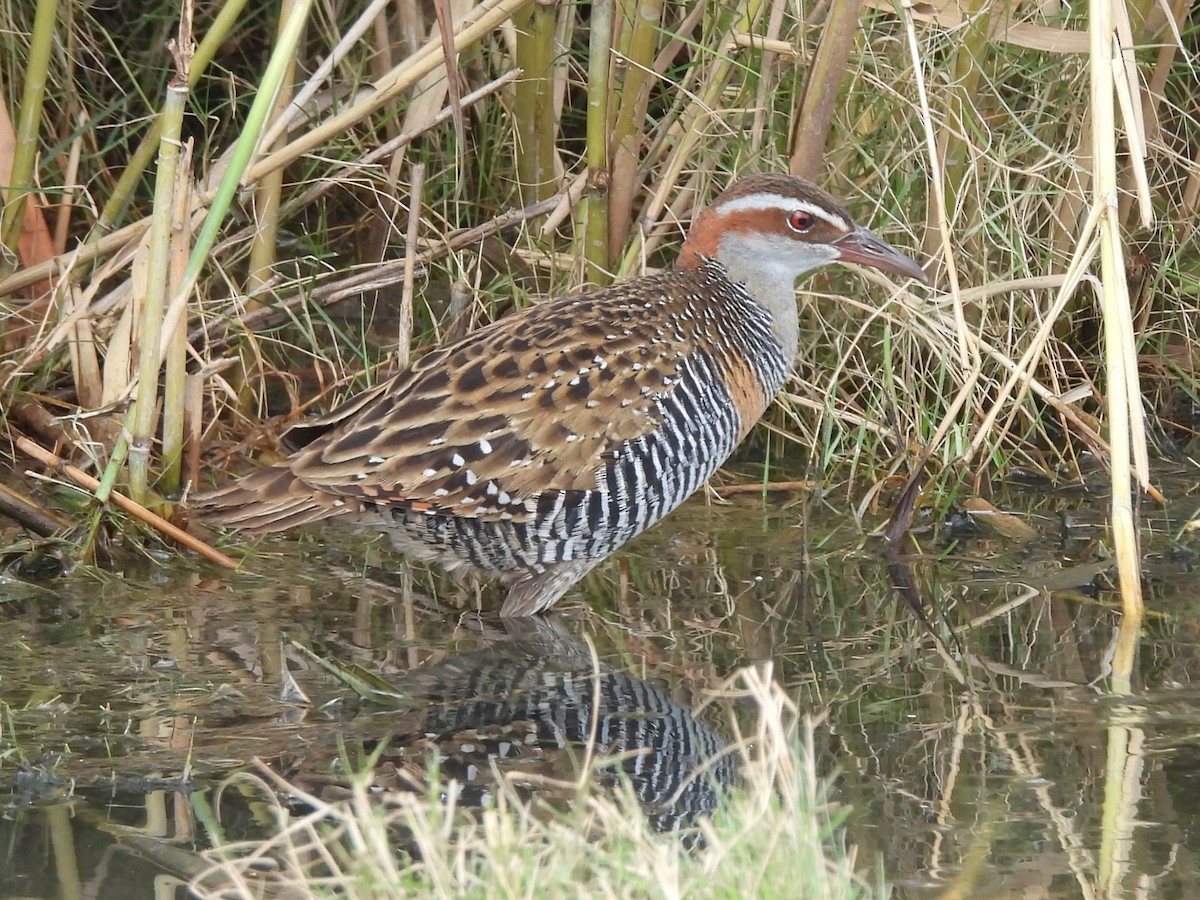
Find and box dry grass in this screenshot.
[0,2,1194,590]
[190,666,874,899]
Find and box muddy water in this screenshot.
[2,473,1200,897]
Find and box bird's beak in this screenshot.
[833,226,929,284]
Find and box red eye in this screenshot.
[788,209,815,233]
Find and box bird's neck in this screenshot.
[703,238,809,370]
[727,263,799,369]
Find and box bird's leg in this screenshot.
[500,559,604,617]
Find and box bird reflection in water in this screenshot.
[286,617,737,847]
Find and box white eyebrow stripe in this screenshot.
[712,193,850,232]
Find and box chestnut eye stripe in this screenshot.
[710,193,851,233]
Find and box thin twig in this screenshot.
[15,436,238,569]
[0,482,69,536]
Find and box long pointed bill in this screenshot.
[833,226,929,284]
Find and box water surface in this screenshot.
[2,472,1199,897]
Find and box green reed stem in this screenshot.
[128,79,188,505]
[0,0,57,273]
[512,1,559,204]
[936,0,992,252]
[607,0,662,262]
[581,0,613,283]
[95,0,250,237]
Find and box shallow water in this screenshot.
[2,471,1200,897]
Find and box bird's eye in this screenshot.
[787,209,815,233]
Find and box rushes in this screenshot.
[0,1,1194,571]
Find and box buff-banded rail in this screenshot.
[196,174,928,616]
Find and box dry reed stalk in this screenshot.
[52,112,86,256]
[606,0,663,262]
[0,481,67,536]
[789,0,864,181]
[0,216,150,304]
[161,143,195,495]
[431,0,468,165]
[183,371,204,496]
[258,0,391,151]
[387,6,458,196]
[398,163,425,368]
[15,436,237,568]
[1090,0,1147,684]
[63,280,103,410]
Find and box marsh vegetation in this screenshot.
[1,1,1198,896]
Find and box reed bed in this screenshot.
[0,2,1193,651]
[0,3,1194,890]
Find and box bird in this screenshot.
[194,173,928,616]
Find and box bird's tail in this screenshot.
[191,464,356,533]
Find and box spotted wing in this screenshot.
[286,271,721,522]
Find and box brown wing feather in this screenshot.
[277,271,709,522]
[193,462,361,530]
